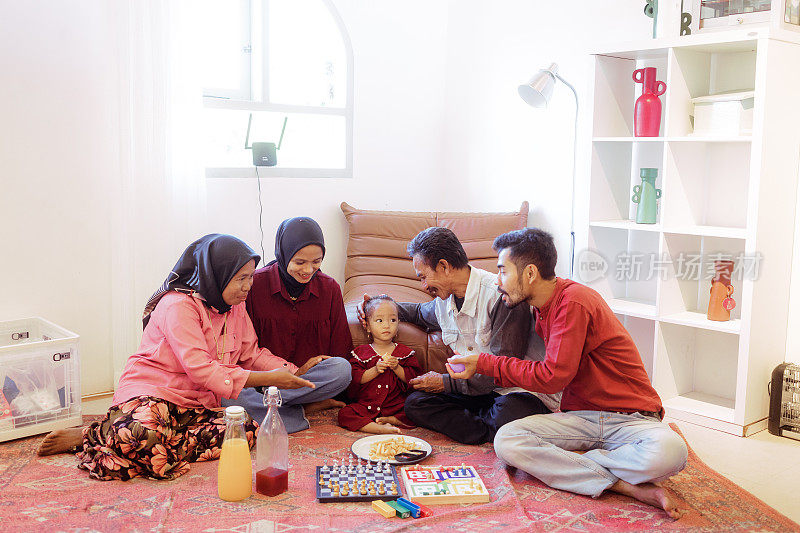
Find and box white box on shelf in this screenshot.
[690,91,755,136]
[0,317,81,442]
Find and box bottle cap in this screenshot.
[225,405,245,417]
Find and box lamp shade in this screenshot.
[518,63,559,108]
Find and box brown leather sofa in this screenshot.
[340,201,529,373]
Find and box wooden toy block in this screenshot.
[395,498,421,518]
[371,499,396,518]
[386,500,411,518]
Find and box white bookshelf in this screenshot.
[581,32,800,436]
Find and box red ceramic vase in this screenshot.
[633,67,666,137]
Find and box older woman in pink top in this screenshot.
[37,234,314,481]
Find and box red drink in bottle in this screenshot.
[256,387,290,497]
[255,467,288,496]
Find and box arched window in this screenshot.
[199,0,353,178]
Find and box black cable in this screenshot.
[255,166,266,266]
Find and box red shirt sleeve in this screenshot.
[346,349,369,399]
[328,280,354,358]
[477,302,589,394]
[397,350,422,394]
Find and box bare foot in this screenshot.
[359,422,401,434]
[37,427,85,456]
[304,398,345,414]
[610,480,684,519]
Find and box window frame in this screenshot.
[203,0,354,179]
[200,0,252,102]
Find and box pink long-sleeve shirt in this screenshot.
[113,292,298,410]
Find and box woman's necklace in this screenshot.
[208,310,228,360]
[195,294,229,360]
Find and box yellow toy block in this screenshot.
[371,499,396,518]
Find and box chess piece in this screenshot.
[322,458,329,472]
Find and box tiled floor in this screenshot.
[668,417,800,523]
[80,397,800,524]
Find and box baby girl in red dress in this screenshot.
[338,295,422,434]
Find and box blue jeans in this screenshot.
[222,357,351,433]
[493,410,688,497]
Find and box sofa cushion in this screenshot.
[340,201,529,371]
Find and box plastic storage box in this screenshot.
[0,317,81,442]
[690,90,755,136]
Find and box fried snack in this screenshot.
[368,436,416,461]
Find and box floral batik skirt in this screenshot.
[77,396,257,481]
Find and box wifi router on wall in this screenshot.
[245,114,288,167]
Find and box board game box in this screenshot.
[398,465,490,504]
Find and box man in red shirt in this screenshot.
[447,228,687,519]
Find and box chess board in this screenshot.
[315,465,403,503]
[399,465,490,504]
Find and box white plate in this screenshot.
[350,435,432,465]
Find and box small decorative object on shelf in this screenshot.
[680,0,692,35]
[787,0,800,25]
[644,0,658,38]
[707,260,736,322]
[633,67,666,137]
[632,168,661,224]
[768,363,800,441]
[690,91,755,136]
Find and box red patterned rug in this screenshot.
[1,411,797,532]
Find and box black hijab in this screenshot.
[269,217,326,298]
[142,234,260,328]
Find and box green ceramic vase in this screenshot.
[632,168,661,224]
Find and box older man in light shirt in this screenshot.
[388,227,559,444]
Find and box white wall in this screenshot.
[205,0,452,282]
[0,1,119,394]
[440,0,652,278]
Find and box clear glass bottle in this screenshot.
[255,386,289,496]
[217,405,252,501]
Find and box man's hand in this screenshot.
[446,354,479,380]
[408,371,445,393]
[356,293,372,329]
[295,355,331,376]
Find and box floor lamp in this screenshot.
[518,63,579,278]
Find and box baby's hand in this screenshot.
[385,356,399,369]
[376,359,389,373]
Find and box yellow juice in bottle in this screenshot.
[217,437,253,501]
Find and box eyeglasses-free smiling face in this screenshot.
[412,255,452,300]
[222,259,256,306]
[287,244,324,284]
[365,301,399,342]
